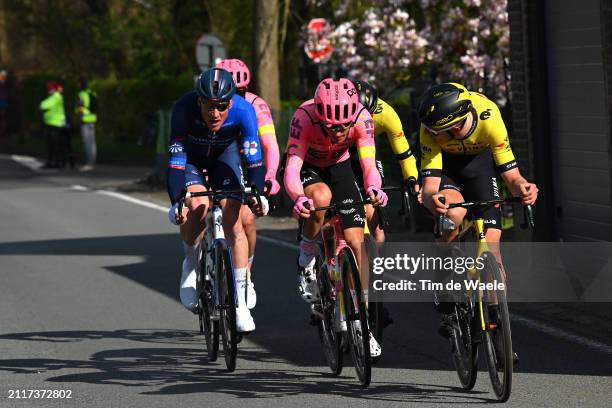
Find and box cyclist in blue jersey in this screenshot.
[167,68,268,333]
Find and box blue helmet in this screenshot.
[195,68,236,102]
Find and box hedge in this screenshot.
[15,73,194,144]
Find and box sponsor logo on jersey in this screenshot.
[480,109,492,120]
[168,156,186,170]
[169,143,184,153]
[242,141,259,156]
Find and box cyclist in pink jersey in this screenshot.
[284,78,388,357]
[217,59,280,309]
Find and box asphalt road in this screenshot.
[0,155,611,407]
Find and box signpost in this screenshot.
[195,34,227,71]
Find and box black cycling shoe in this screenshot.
[382,306,394,328]
[513,351,520,367]
[438,314,454,339]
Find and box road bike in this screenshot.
[435,196,533,401]
[299,192,394,388]
[176,186,262,372]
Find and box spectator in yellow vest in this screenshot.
[76,78,97,171]
[39,80,66,169]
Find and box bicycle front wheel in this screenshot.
[340,247,371,388]
[315,244,343,375]
[450,300,478,389]
[216,240,237,372]
[199,278,219,361]
[480,252,512,402]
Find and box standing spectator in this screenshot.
[39,80,66,168]
[76,78,97,171]
[0,69,8,141]
[56,82,74,169]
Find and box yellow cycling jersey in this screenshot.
[419,92,517,177]
[372,98,419,181]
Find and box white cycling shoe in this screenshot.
[236,305,256,333]
[351,320,382,358]
[369,332,382,358]
[180,258,198,313]
[246,280,257,309]
[298,258,320,303]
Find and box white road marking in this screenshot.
[96,190,169,212]
[11,154,45,171]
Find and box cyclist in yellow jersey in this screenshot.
[419,83,537,231]
[418,83,538,349]
[350,79,420,243]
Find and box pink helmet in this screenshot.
[314,78,359,125]
[216,58,250,89]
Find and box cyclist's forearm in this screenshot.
[422,177,441,214]
[167,167,184,204]
[283,156,304,201]
[500,168,527,196]
[260,132,280,181]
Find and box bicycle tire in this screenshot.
[480,252,513,401]
[365,234,384,348]
[216,240,237,372]
[450,300,478,390]
[315,243,343,375]
[199,246,220,361]
[340,247,371,388]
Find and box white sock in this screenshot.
[298,237,316,268]
[235,267,247,308]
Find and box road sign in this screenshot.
[195,34,227,71]
[304,18,333,63]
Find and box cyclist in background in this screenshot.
[216,58,280,309]
[418,83,538,345]
[350,79,420,243]
[166,68,267,333]
[284,78,388,357]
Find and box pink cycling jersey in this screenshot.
[245,92,279,183]
[283,99,382,202]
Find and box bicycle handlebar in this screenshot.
[434,196,535,237]
[175,184,262,225]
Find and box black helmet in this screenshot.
[352,79,379,114]
[195,68,236,102]
[418,83,472,130]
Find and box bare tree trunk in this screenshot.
[254,0,280,110]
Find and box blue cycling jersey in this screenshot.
[167,92,265,202]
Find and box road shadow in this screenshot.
[0,328,494,403]
[1,233,611,378]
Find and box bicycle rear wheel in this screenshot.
[315,244,343,375]
[340,247,371,388]
[480,252,512,401]
[450,300,478,390]
[216,240,237,372]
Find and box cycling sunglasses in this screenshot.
[424,117,467,135]
[200,99,230,112]
[323,121,354,133]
